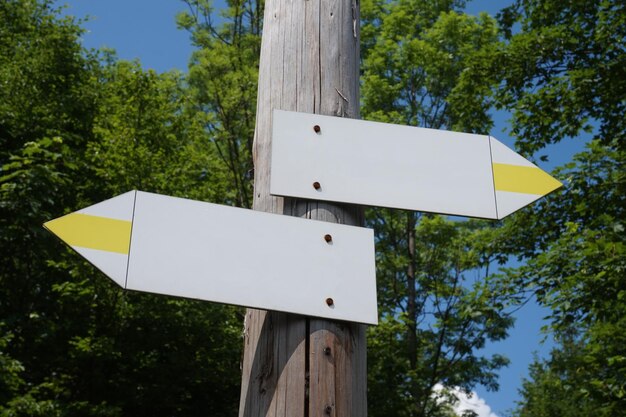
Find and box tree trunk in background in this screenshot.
[238,0,366,415]
[406,212,417,370]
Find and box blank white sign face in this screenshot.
[45,191,378,325]
[270,110,498,218]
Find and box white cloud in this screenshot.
[453,388,499,417]
[434,384,499,417]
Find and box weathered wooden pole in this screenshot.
[238,0,366,415]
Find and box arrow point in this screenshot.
[490,138,563,219]
[44,191,137,288]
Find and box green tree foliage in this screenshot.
[515,341,606,417]
[0,2,242,416]
[177,0,262,208]
[88,59,233,202]
[361,0,499,132]
[492,1,626,415]
[497,0,625,155]
[1,2,99,413]
[361,3,513,416]
[504,144,626,416]
[368,215,513,417]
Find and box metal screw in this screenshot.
[323,347,331,356]
[324,234,332,243]
[313,125,321,133]
[313,181,321,190]
[325,405,333,415]
[326,297,334,307]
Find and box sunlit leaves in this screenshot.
[177,0,261,208]
[495,1,626,414]
[496,0,626,155]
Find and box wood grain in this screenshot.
[238,0,366,414]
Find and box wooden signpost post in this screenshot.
[239,0,366,415]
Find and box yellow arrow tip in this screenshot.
[493,163,562,196]
[44,213,132,255]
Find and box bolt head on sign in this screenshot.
[270,110,562,219]
[44,191,378,325]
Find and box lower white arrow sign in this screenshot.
[270,110,562,219]
[44,191,378,325]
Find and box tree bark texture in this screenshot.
[238,0,366,415]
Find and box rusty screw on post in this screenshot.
[324,405,333,415]
[313,125,321,134]
[313,181,321,190]
[326,297,334,307]
[324,234,332,243]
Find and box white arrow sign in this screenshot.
[270,110,562,219]
[44,191,378,325]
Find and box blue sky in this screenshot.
[57,1,586,415]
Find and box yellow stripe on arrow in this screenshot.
[44,213,132,254]
[492,163,562,196]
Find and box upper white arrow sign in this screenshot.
[44,191,377,325]
[270,110,562,219]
